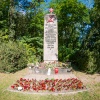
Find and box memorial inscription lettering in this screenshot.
[45,19,57,49]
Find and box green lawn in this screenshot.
[0,68,100,100]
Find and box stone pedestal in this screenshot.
[44,13,58,62]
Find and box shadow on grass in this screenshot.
[71,63,100,75]
[71,63,86,74]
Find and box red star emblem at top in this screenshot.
[49,8,54,14]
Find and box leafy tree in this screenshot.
[80,0,100,73]
[0,0,10,41]
[69,0,100,73]
[50,0,90,61]
[89,0,100,52]
[16,0,45,62]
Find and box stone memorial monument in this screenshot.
[44,8,58,62]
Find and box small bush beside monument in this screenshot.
[0,41,27,73]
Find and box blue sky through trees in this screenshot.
[78,0,94,8]
[27,0,94,8]
[44,0,94,8]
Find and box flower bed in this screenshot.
[11,78,86,92]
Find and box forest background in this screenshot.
[0,0,99,74]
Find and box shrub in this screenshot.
[70,50,100,74]
[0,41,27,73]
[58,45,74,62]
[22,43,37,63]
[20,36,43,63]
[93,50,100,73]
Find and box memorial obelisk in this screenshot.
[44,8,58,62]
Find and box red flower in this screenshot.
[11,85,15,89]
[20,78,23,81]
[11,78,86,92]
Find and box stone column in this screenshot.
[43,8,58,62]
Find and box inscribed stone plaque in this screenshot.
[44,14,58,62]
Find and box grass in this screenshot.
[0,68,100,100]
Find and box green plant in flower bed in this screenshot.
[11,78,86,92]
